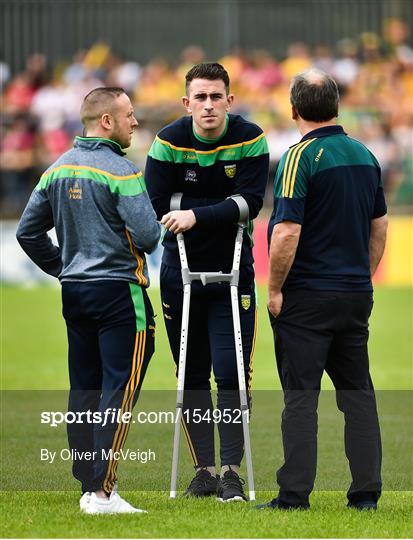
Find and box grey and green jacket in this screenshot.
[16,136,161,286]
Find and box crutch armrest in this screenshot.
[227,194,249,224]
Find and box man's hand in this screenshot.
[268,290,283,318]
[161,210,196,234]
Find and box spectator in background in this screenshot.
[105,52,142,94]
[4,53,49,113]
[3,73,37,113]
[219,48,248,92]
[62,65,104,137]
[134,58,182,117]
[313,44,335,75]
[242,50,283,90]
[177,45,206,80]
[383,17,413,66]
[0,113,36,216]
[333,39,360,88]
[30,73,66,133]
[63,50,89,85]
[0,53,10,89]
[1,27,412,216]
[280,42,312,80]
[30,73,71,167]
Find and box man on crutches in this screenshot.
[145,63,269,501]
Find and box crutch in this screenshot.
[169,192,255,501]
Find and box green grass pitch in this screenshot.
[1,285,412,538]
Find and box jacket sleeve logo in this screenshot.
[224,164,236,178]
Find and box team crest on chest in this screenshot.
[241,295,251,310]
[68,180,82,200]
[184,169,197,182]
[224,164,236,179]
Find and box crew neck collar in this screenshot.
[192,114,229,144]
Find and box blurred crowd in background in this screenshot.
[1,17,412,217]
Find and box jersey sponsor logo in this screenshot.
[241,295,251,310]
[315,148,324,162]
[184,169,197,182]
[68,180,82,200]
[224,164,236,178]
[182,152,197,160]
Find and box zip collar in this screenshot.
[74,136,126,156]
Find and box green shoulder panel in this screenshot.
[36,165,147,197]
[274,134,381,199]
[148,137,174,162]
[308,135,380,176]
[242,133,269,158]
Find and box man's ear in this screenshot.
[101,113,112,131]
[182,96,191,113]
[226,94,234,111]
[291,105,299,120]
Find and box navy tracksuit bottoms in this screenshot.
[62,280,155,494]
[160,264,257,468]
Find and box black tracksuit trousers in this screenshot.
[269,290,382,507]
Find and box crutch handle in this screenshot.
[170,192,183,211]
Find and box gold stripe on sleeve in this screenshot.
[287,139,316,198]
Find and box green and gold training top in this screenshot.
[268,125,387,292]
[145,114,269,272]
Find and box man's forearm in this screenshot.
[369,214,388,276]
[268,222,301,293]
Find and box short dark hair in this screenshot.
[290,69,339,122]
[80,87,126,128]
[185,62,230,94]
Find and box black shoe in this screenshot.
[256,497,310,510]
[184,469,218,497]
[217,469,247,502]
[347,501,377,511]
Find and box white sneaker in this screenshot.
[80,492,92,511]
[84,491,147,514]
